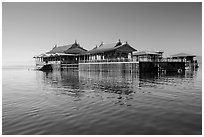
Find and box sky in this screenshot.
[2,2,202,66]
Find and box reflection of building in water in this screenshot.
[140,69,198,89]
[38,70,86,97]
[43,70,79,87]
[79,71,140,95]
[185,69,198,78]
[78,69,197,93]
[36,69,198,97]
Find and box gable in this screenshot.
[47,45,72,53]
[88,43,116,54]
[65,47,87,54]
[115,44,137,52]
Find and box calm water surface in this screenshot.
[2,67,202,135]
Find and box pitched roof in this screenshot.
[46,42,87,54]
[133,51,160,56]
[47,44,72,54]
[88,43,117,54]
[65,47,87,54]
[171,53,196,57]
[88,41,136,54]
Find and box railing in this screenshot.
[79,58,133,63]
[61,60,78,64]
[138,58,183,62]
[78,58,185,63]
[37,58,185,66]
[159,58,183,62]
[36,60,79,65]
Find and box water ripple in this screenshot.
[2,68,202,135]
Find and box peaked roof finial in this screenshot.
[100,41,104,46]
[126,41,128,44]
[115,39,122,47]
[93,45,98,50]
[75,40,77,44]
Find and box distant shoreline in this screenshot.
[2,65,35,69]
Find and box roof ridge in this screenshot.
[99,42,117,46]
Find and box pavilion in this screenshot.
[84,39,137,62]
[34,41,87,66]
[133,51,163,62]
[170,53,196,62]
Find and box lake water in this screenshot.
[2,66,202,135]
